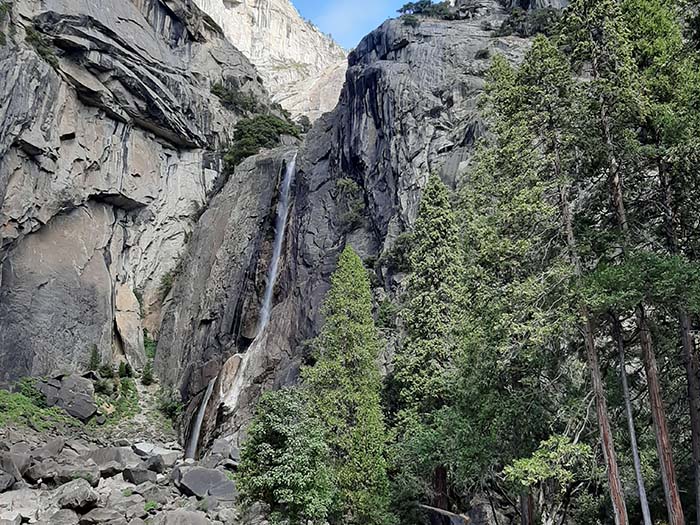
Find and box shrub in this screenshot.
[25,26,58,67]
[114,378,140,420]
[224,114,300,171]
[297,115,312,134]
[238,388,335,524]
[475,48,490,60]
[141,361,154,386]
[402,14,420,28]
[157,389,183,420]
[144,330,157,359]
[211,80,259,113]
[99,363,114,379]
[0,389,77,431]
[379,232,414,274]
[144,500,158,513]
[88,345,100,371]
[94,379,115,396]
[159,270,175,300]
[398,0,451,18]
[495,7,561,38]
[16,377,46,408]
[377,299,399,329]
[118,362,133,378]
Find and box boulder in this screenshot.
[177,468,227,499]
[207,480,236,503]
[0,473,13,493]
[123,468,157,485]
[32,438,66,460]
[37,509,80,525]
[0,453,30,481]
[54,479,99,510]
[55,460,101,487]
[132,444,180,467]
[37,375,97,422]
[79,507,124,524]
[0,512,21,525]
[0,488,43,521]
[82,447,141,474]
[143,455,165,474]
[151,510,211,525]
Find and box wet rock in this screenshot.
[54,478,99,511]
[123,468,157,486]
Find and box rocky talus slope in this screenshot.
[0,0,271,384]
[193,0,347,120]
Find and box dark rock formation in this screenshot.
[37,375,97,422]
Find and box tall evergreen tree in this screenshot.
[391,174,463,511]
[303,245,393,525]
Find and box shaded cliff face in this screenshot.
[158,1,533,451]
[0,0,269,384]
[193,0,347,121]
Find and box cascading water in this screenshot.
[185,152,297,459]
[257,153,297,332]
[185,378,215,459]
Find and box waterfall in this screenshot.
[184,152,297,459]
[185,377,216,459]
[257,153,297,333]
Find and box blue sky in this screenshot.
[293,0,405,49]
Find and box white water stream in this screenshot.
[185,153,297,458]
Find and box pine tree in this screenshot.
[566,2,685,522]
[391,174,463,511]
[303,245,393,525]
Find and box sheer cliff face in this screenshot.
[0,0,269,384]
[158,1,533,449]
[193,0,347,120]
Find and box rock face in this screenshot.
[0,0,269,384]
[193,0,347,120]
[157,0,532,451]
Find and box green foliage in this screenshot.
[25,26,58,67]
[474,48,490,60]
[16,377,46,408]
[211,79,259,113]
[0,389,78,431]
[297,115,312,134]
[398,0,453,19]
[224,114,300,171]
[144,501,158,513]
[303,246,394,525]
[159,270,175,300]
[88,345,100,372]
[99,363,115,379]
[402,14,420,28]
[113,378,140,420]
[376,299,399,330]
[118,362,133,378]
[144,330,157,359]
[238,388,335,525]
[336,178,365,231]
[379,232,414,274]
[494,7,561,38]
[157,389,183,420]
[141,361,154,386]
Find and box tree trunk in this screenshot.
[612,316,652,525]
[637,307,686,525]
[596,65,685,524]
[431,465,448,510]
[520,491,534,525]
[661,159,700,525]
[557,179,628,525]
